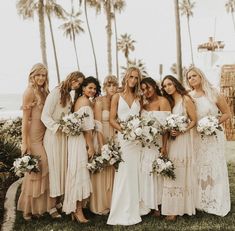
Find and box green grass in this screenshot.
[14,162,235,231]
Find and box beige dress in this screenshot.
[41,87,70,197]
[161,99,195,216]
[63,106,94,214]
[18,96,56,215]
[90,109,115,214]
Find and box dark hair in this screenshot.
[74,76,101,102]
[161,75,188,108]
[140,77,162,96]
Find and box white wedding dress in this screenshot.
[191,95,230,216]
[139,110,170,214]
[107,95,142,226]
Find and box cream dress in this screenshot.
[140,110,170,214]
[191,95,230,216]
[63,106,94,214]
[41,87,70,197]
[107,95,142,226]
[161,99,195,216]
[90,109,115,215]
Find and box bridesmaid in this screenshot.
[41,71,85,211]
[107,67,142,226]
[185,67,231,216]
[139,77,171,216]
[90,75,118,215]
[17,63,57,220]
[63,77,101,223]
[161,75,196,221]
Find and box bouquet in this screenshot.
[87,139,123,173]
[197,115,222,139]
[150,156,176,180]
[59,112,89,136]
[119,115,143,143]
[11,154,40,177]
[141,116,163,148]
[164,114,188,139]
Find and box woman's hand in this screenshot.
[87,147,95,159]
[170,130,181,137]
[21,143,30,156]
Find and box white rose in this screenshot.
[135,127,143,136]
[27,165,34,170]
[22,155,30,163]
[109,158,116,165]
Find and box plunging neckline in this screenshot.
[120,94,136,109]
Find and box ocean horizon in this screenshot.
[0,93,22,120]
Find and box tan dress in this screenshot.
[90,109,115,215]
[41,87,70,197]
[17,96,56,215]
[161,99,195,216]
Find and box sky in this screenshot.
[0,0,235,94]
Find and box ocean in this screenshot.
[0,94,22,120]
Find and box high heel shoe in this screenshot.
[23,213,32,221]
[71,212,89,223]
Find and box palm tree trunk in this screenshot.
[72,32,80,71]
[105,0,112,75]
[38,0,47,67]
[113,11,119,83]
[84,0,99,79]
[46,13,60,84]
[174,0,183,82]
[187,17,194,65]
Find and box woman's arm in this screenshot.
[216,94,232,124]
[185,96,197,131]
[21,88,34,155]
[110,93,122,132]
[94,98,104,151]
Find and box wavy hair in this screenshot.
[140,77,162,96]
[59,71,85,107]
[102,75,118,92]
[121,66,142,98]
[161,75,189,108]
[74,76,101,102]
[185,66,219,103]
[28,63,49,107]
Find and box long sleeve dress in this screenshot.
[63,106,94,214]
[41,87,70,198]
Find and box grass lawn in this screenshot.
[14,162,235,231]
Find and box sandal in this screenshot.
[56,202,63,214]
[23,214,32,221]
[49,208,62,219]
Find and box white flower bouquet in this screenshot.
[59,112,89,136]
[164,114,188,139]
[11,154,40,177]
[141,116,163,148]
[87,139,123,173]
[150,156,176,180]
[197,115,222,139]
[119,115,143,143]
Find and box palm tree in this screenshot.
[179,0,195,65]
[16,0,65,84]
[117,33,136,68]
[79,0,99,79]
[16,0,48,67]
[45,0,65,83]
[225,0,235,33]
[121,59,148,79]
[174,0,183,83]
[60,1,84,71]
[112,0,126,83]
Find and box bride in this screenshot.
[107,67,142,226]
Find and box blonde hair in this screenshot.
[121,67,142,98]
[28,63,49,107]
[185,66,219,103]
[103,75,118,92]
[59,71,85,107]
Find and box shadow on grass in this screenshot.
[13,163,235,231]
